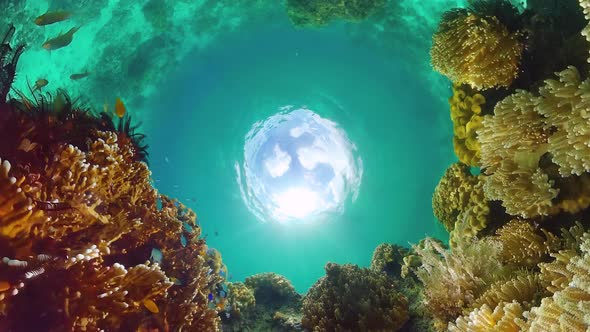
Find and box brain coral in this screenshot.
[302,263,409,332]
[430,9,523,89]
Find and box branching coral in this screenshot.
[286,0,386,27]
[430,9,524,89]
[0,30,225,330]
[302,263,408,332]
[450,84,486,166]
[432,163,490,246]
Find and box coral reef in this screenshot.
[286,0,386,27]
[0,26,225,331]
[302,263,408,332]
[430,7,524,89]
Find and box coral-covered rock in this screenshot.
[302,263,409,332]
[245,272,301,309]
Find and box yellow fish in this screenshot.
[34,11,72,26]
[115,97,126,118]
[42,26,80,51]
[33,78,48,92]
[142,298,159,313]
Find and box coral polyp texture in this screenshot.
[302,263,409,332]
[430,8,523,90]
[449,84,486,166]
[0,25,225,331]
[286,0,386,27]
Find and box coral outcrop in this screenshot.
[302,263,409,332]
[370,243,408,278]
[0,24,225,331]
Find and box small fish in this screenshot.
[150,248,163,264]
[34,11,72,26]
[214,230,218,237]
[70,71,90,80]
[164,156,169,163]
[180,235,187,247]
[32,78,48,92]
[170,277,182,285]
[42,26,80,51]
[17,138,38,152]
[219,290,227,298]
[225,312,230,319]
[208,293,214,301]
[220,270,226,278]
[0,281,10,292]
[142,298,159,313]
[115,97,126,118]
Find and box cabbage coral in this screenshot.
[286,0,386,27]
[302,263,409,332]
[450,84,486,166]
[0,26,224,331]
[430,9,523,89]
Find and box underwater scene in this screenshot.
[2,0,590,331]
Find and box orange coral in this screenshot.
[430,9,523,89]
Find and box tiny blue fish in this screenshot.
[150,248,163,264]
[183,222,193,233]
[208,293,214,301]
[225,312,230,319]
[180,234,187,247]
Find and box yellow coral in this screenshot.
[470,273,548,312]
[432,163,489,246]
[430,10,523,89]
[493,220,559,267]
[450,84,485,166]
[227,282,255,317]
[518,234,590,331]
[449,302,524,332]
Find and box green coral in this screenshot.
[370,243,409,278]
[302,263,409,332]
[286,0,386,28]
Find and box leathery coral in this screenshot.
[302,263,408,332]
[479,67,590,218]
[430,9,523,89]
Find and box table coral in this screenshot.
[430,9,524,89]
[302,263,409,332]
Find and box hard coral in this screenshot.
[430,9,523,89]
[302,263,409,332]
[286,0,386,28]
[370,243,408,278]
[0,27,224,331]
[244,272,300,309]
[226,282,255,318]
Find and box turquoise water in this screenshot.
[146,20,452,292]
